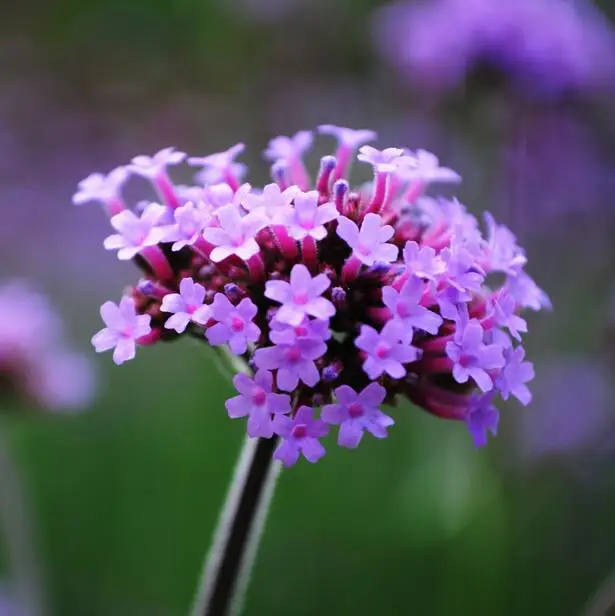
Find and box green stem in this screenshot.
[189,436,281,616]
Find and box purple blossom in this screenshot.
[225,369,291,438]
[505,271,552,312]
[91,297,152,365]
[161,201,212,251]
[374,0,615,98]
[395,150,461,184]
[73,167,128,206]
[205,182,251,210]
[318,125,377,149]
[439,242,485,293]
[203,203,266,262]
[129,147,186,178]
[160,278,211,334]
[466,393,499,448]
[321,382,394,448]
[497,346,534,405]
[382,276,442,335]
[188,143,245,172]
[103,204,167,260]
[336,213,399,266]
[403,241,445,280]
[272,406,329,466]
[242,183,300,219]
[446,319,505,392]
[254,338,325,391]
[195,162,247,187]
[357,145,405,172]
[269,316,331,345]
[436,285,470,322]
[264,130,313,163]
[279,190,339,240]
[355,321,421,379]
[483,213,527,274]
[488,291,527,341]
[206,294,260,355]
[265,264,335,327]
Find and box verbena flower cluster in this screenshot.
[77,127,549,466]
[0,281,94,410]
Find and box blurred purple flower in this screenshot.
[466,393,499,447]
[0,281,95,410]
[374,0,615,98]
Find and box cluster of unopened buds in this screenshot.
[75,126,550,466]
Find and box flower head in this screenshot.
[78,128,549,463]
[336,213,398,266]
[226,370,291,438]
[322,383,393,448]
[272,406,329,466]
[73,167,128,206]
[92,297,152,365]
[206,295,260,355]
[265,264,335,326]
[160,278,211,333]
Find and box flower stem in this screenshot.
[190,435,281,616]
[0,425,46,616]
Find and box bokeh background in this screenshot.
[2,0,615,614]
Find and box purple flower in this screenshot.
[91,297,152,365]
[160,278,211,333]
[505,271,552,312]
[103,204,167,260]
[336,213,399,266]
[440,242,485,293]
[395,150,461,184]
[403,241,445,280]
[483,213,527,274]
[382,276,442,335]
[488,292,527,341]
[225,369,291,438]
[206,294,260,355]
[355,321,421,379]
[322,383,394,448]
[466,393,499,448]
[264,131,313,163]
[161,202,212,251]
[446,319,505,392]
[279,190,338,240]
[318,125,377,149]
[73,167,128,206]
[254,338,325,391]
[265,264,335,327]
[269,316,331,345]
[497,346,534,405]
[188,143,245,172]
[272,406,329,466]
[129,147,186,178]
[203,203,266,262]
[196,162,247,187]
[242,183,300,219]
[357,145,405,172]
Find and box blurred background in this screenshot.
[1,0,615,614]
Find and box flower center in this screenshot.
[347,402,364,419]
[186,303,197,314]
[375,342,391,359]
[291,424,307,439]
[294,325,308,337]
[294,291,309,305]
[230,316,245,332]
[358,243,372,256]
[251,387,267,406]
[299,216,315,230]
[285,347,301,363]
[397,302,412,318]
[459,354,475,368]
